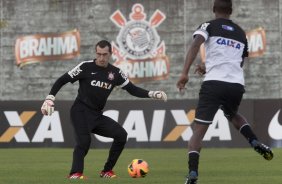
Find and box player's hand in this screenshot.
[41,95,55,116]
[194,63,206,76]
[148,91,167,102]
[177,74,189,94]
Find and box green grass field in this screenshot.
[0,148,281,184]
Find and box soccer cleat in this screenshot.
[100,170,117,178]
[251,140,273,160]
[184,171,198,184]
[68,172,87,179]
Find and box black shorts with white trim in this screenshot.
[194,80,245,124]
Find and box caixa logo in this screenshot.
[0,111,64,143]
[96,109,232,142]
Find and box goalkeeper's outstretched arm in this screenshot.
[41,73,72,116]
[49,73,72,96]
[123,82,167,102]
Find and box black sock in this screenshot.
[188,152,199,174]
[239,124,258,144]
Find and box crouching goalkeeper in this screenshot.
[41,40,167,179]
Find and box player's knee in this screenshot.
[119,129,128,142]
[76,137,91,152]
[114,128,128,143]
[74,143,90,156]
[188,135,202,151]
[188,143,201,152]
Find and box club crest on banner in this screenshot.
[110,4,169,83]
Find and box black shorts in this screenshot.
[195,80,245,124]
[70,102,126,140]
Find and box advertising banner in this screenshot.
[0,100,281,148]
[15,29,80,68]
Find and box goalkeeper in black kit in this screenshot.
[41,40,167,179]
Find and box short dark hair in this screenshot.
[213,0,232,15]
[95,40,112,53]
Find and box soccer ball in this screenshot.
[127,159,149,178]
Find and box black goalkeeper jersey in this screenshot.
[49,59,148,111]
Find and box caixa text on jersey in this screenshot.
[216,38,242,49]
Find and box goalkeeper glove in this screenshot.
[148,91,167,102]
[41,95,55,116]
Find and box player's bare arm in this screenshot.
[194,62,206,76]
[177,35,205,91]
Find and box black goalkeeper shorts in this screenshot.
[70,101,126,141]
[195,80,245,124]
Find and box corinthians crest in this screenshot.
[110,3,169,83]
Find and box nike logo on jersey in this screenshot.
[91,72,97,75]
[216,38,241,49]
[91,80,112,90]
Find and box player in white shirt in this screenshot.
[176,0,273,183]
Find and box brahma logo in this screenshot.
[15,29,80,68]
[110,3,169,83]
[246,27,266,57]
[0,111,64,143]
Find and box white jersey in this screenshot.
[193,18,248,85]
